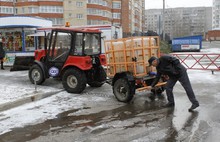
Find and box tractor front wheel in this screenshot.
[62,68,86,93]
[113,78,134,103]
[28,65,45,85]
[29,64,45,85]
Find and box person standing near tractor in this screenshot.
[0,38,5,70]
[147,55,199,111]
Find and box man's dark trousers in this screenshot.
[165,70,199,105]
[0,60,3,69]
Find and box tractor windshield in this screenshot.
[49,32,71,62]
[74,33,101,56]
[83,33,101,55]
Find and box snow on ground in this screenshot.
[0,92,108,135]
[188,70,220,83]
[202,47,220,53]
[0,70,61,104]
[0,45,220,135]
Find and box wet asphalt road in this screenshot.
[1,42,220,142]
[1,79,220,142]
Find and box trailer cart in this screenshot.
[104,36,166,102]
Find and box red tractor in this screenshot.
[28,27,107,93]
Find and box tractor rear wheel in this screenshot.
[62,68,86,93]
[113,78,134,103]
[29,64,45,85]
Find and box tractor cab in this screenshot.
[47,29,102,70]
[29,27,106,93]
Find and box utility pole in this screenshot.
[162,0,165,40]
[13,0,16,16]
[158,15,161,36]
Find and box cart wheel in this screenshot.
[29,64,45,85]
[113,78,134,103]
[62,68,86,93]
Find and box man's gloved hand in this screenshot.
[162,75,169,81]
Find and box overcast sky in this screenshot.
[145,0,213,9]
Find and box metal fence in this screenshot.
[171,53,220,73]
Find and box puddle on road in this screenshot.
[0,98,167,141]
[0,97,201,142]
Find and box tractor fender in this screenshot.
[60,65,81,77]
[112,71,135,95]
[32,60,48,78]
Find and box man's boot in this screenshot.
[1,62,4,70]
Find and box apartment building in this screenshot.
[145,7,212,39]
[63,0,87,26]
[86,0,145,37]
[144,9,162,34]
[0,0,145,36]
[213,0,220,29]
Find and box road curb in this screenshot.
[0,90,63,112]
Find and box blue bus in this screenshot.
[172,35,203,52]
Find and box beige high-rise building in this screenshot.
[63,0,87,26]
[120,0,145,37]
[0,0,145,36]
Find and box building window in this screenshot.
[87,20,103,25]
[87,0,110,7]
[102,10,111,18]
[113,13,121,19]
[113,2,121,9]
[0,6,13,14]
[76,14,83,19]
[15,8,18,14]
[22,7,25,13]
[47,18,64,25]
[0,0,13,1]
[88,0,101,5]
[102,1,107,6]
[87,8,103,16]
[76,2,83,7]
[28,7,38,13]
[39,6,63,13]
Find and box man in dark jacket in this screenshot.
[0,38,5,70]
[147,55,199,111]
